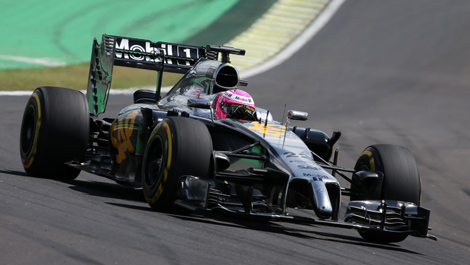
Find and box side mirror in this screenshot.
[288,110,308,121]
[187,98,212,109]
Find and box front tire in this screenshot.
[20,87,89,182]
[352,144,421,243]
[142,117,213,212]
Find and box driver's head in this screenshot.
[212,89,255,120]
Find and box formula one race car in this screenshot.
[20,34,436,243]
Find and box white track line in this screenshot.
[0,55,66,67]
[0,87,172,96]
[240,0,345,79]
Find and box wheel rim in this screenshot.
[145,137,164,188]
[21,106,36,155]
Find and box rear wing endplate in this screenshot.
[86,34,245,116]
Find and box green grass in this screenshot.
[0,63,182,91]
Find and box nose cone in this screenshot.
[311,180,333,219]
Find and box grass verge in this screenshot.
[0,63,182,91]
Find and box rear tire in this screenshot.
[20,87,89,182]
[352,144,421,243]
[142,117,213,212]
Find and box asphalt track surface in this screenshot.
[1,0,470,264]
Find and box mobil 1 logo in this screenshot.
[114,37,201,66]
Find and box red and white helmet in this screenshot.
[212,89,256,120]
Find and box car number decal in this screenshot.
[247,121,286,137]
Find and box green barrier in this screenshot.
[0,0,238,69]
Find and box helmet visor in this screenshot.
[222,103,255,119]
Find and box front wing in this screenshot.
[175,176,437,241]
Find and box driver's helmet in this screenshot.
[212,89,256,120]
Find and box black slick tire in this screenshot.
[20,86,89,182]
[352,144,421,243]
[142,117,213,212]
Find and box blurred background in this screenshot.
[1,1,470,264]
[0,0,329,90]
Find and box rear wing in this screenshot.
[87,34,245,116]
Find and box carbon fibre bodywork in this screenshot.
[70,35,435,242]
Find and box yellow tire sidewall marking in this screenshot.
[361,150,375,171]
[24,93,41,169]
[147,122,173,204]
